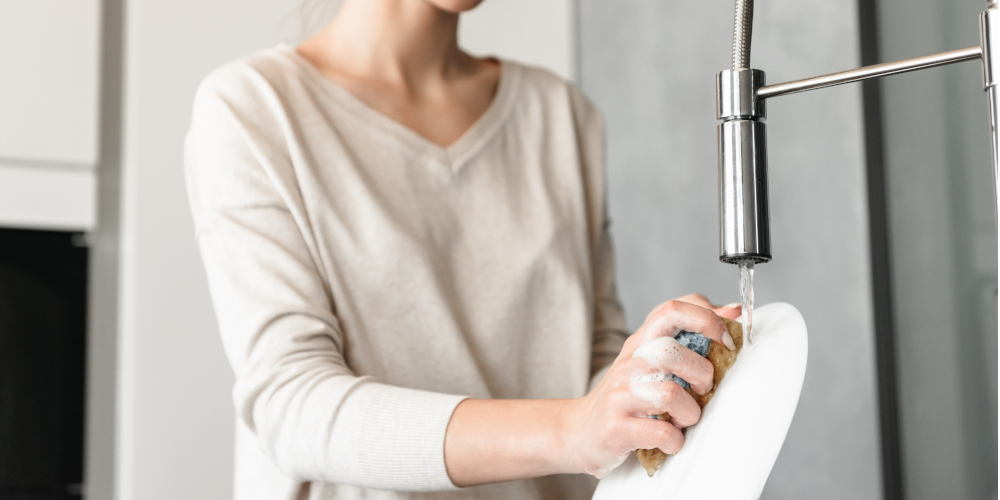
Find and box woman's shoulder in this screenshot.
[193,45,309,117]
[502,59,604,136]
[502,59,567,90]
[502,59,603,127]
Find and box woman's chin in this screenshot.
[425,0,486,14]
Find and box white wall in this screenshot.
[114,1,574,498]
[461,0,576,80]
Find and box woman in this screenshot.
[185,0,741,498]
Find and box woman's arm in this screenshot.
[186,76,469,491]
[444,299,738,486]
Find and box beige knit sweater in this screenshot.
[184,45,628,500]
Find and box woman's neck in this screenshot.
[308,0,469,88]
[296,0,499,148]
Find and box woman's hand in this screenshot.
[442,295,740,486]
[560,296,740,478]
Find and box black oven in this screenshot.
[0,228,87,499]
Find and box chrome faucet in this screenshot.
[717,0,1000,265]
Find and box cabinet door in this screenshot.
[0,0,101,166]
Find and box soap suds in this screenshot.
[630,336,686,407]
[633,336,684,367]
[629,371,674,407]
[628,337,684,408]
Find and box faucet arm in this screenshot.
[756,46,983,100]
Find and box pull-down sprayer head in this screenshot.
[717,69,771,264]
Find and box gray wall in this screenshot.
[578,1,884,498]
[878,0,999,498]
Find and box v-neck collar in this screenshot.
[279,44,519,172]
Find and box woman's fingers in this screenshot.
[635,300,735,350]
[625,376,703,426]
[713,303,742,320]
[676,293,742,321]
[631,336,714,395]
[626,416,686,455]
[675,293,714,308]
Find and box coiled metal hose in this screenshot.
[732,0,755,70]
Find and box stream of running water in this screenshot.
[739,262,755,345]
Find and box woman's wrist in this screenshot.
[443,397,584,486]
[550,395,587,475]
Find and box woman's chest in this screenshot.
[292,130,596,301]
[276,112,600,396]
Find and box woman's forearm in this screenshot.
[443,398,580,486]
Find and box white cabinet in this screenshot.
[0,164,95,230]
[0,0,101,230]
[0,0,101,166]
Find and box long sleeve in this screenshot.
[566,86,630,393]
[184,75,466,491]
[588,211,629,393]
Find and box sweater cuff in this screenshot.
[351,384,468,491]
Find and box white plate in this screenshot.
[592,302,808,500]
